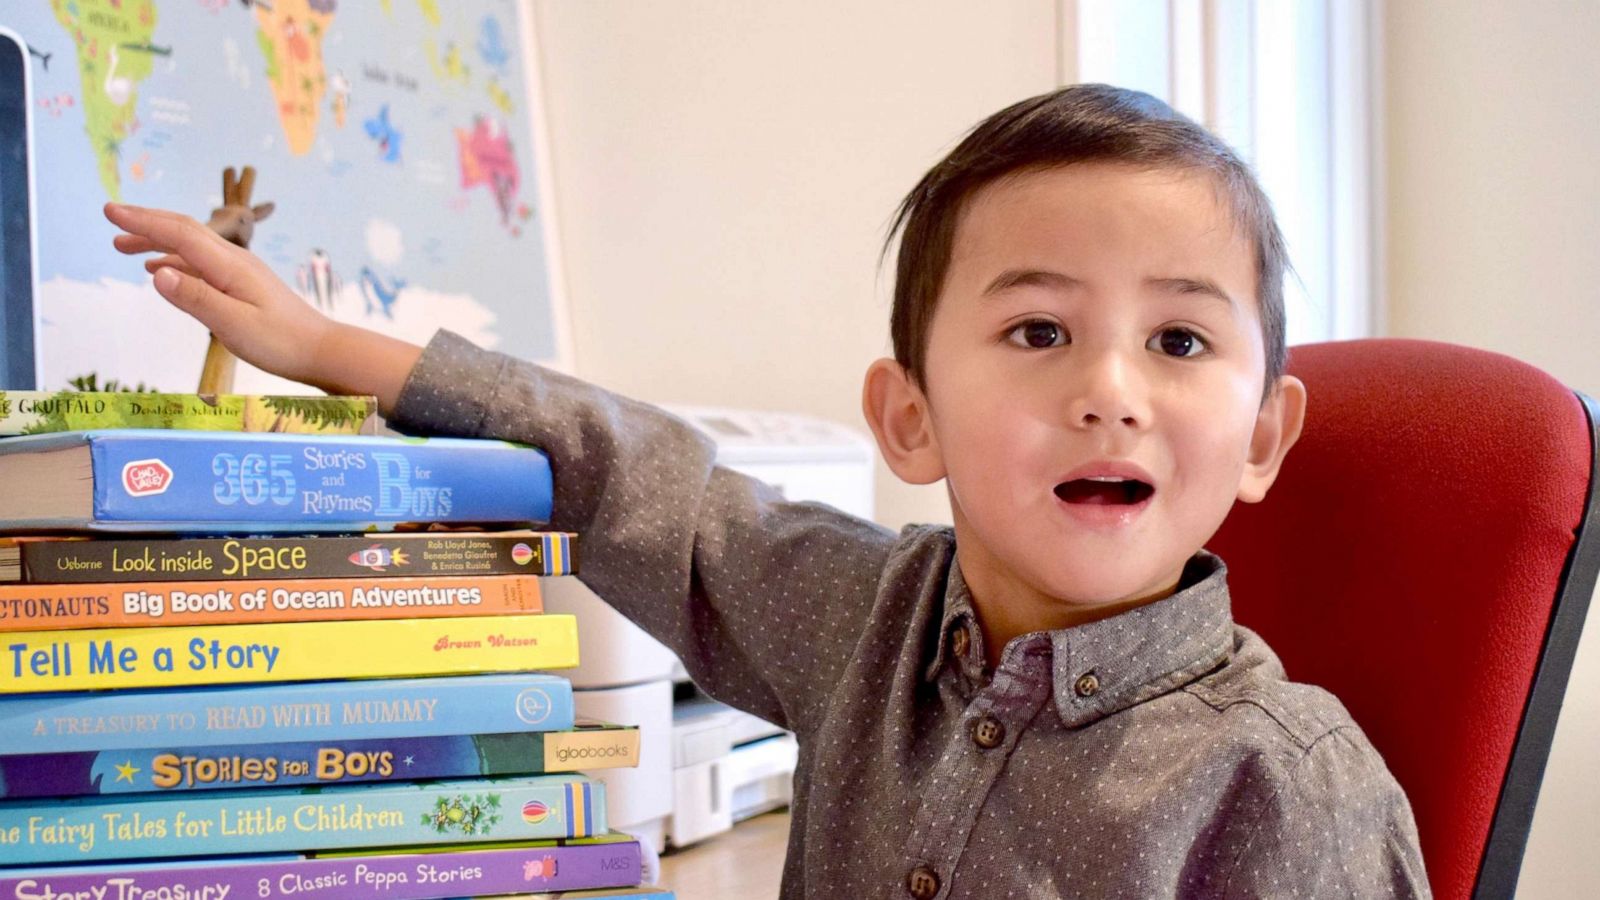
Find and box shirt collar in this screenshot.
[923,550,1235,728]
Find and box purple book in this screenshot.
[0,837,642,899]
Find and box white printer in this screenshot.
[538,405,876,853]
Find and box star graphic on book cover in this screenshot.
[114,761,141,783]
[404,755,415,767]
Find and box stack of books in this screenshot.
[0,390,674,900]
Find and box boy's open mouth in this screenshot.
[1055,478,1155,505]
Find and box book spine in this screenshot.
[83,431,552,528]
[0,727,640,797]
[0,775,606,864]
[0,574,543,630]
[13,532,578,583]
[0,673,576,753]
[0,392,378,436]
[476,883,672,890]
[0,615,578,693]
[0,840,642,900]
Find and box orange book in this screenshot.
[0,574,542,631]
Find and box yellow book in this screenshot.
[0,615,577,693]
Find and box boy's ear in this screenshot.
[1236,374,1307,504]
[862,357,946,485]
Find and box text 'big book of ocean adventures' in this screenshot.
[0,573,546,630]
[0,430,552,532]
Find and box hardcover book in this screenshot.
[0,722,640,798]
[0,673,577,754]
[0,614,579,693]
[0,391,378,436]
[0,531,578,583]
[0,836,643,900]
[0,430,552,532]
[0,832,643,896]
[0,774,605,864]
[0,573,544,630]
[480,883,668,890]
[473,883,675,890]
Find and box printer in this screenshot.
[539,405,876,852]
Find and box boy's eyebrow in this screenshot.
[981,268,1081,296]
[981,270,1236,310]
[1145,276,1236,308]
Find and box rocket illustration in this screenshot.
[349,545,410,571]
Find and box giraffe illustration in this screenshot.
[198,166,275,394]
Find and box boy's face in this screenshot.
[866,162,1304,641]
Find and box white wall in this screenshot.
[1383,3,1600,897]
[529,0,1061,530]
[1384,3,1600,393]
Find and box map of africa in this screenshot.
[9,0,562,393]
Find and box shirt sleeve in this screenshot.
[386,330,899,734]
[1222,726,1432,899]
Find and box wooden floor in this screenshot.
[657,811,791,899]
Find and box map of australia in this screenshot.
[50,0,158,201]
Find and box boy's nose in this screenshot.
[1068,350,1148,429]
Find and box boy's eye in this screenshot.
[1149,327,1207,358]
[1006,321,1067,349]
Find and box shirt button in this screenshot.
[1075,672,1101,697]
[906,865,941,899]
[951,627,970,658]
[971,715,1006,749]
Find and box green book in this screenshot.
[0,390,377,436]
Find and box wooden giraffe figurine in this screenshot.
[198,165,275,394]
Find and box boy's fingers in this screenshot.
[113,233,172,256]
[104,203,191,240]
[106,204,248,294]
[151,266,246,333]
[143,255,199,278]
[106,202,195,228]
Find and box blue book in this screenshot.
[0,430,551,531]
[0,722,639,798]
[0,673,575,754]
[0,774,605,864]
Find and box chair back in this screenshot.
[1209,338,1600,900]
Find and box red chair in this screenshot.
[1209,339,1599,900]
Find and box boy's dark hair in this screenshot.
[886,83,1289,400]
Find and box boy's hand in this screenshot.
[106,202,329,386]
[105,202,422,412]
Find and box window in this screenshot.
[1062,0,1381,343]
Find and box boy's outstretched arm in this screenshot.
[106,202,900,734]
[104,202,421,411]
[385,332,901,733]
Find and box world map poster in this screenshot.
[6,0,568,392]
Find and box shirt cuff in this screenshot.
[388,329,505,437]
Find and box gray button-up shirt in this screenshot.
[392,331,1430,899]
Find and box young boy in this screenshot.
[106,84,1429,898]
